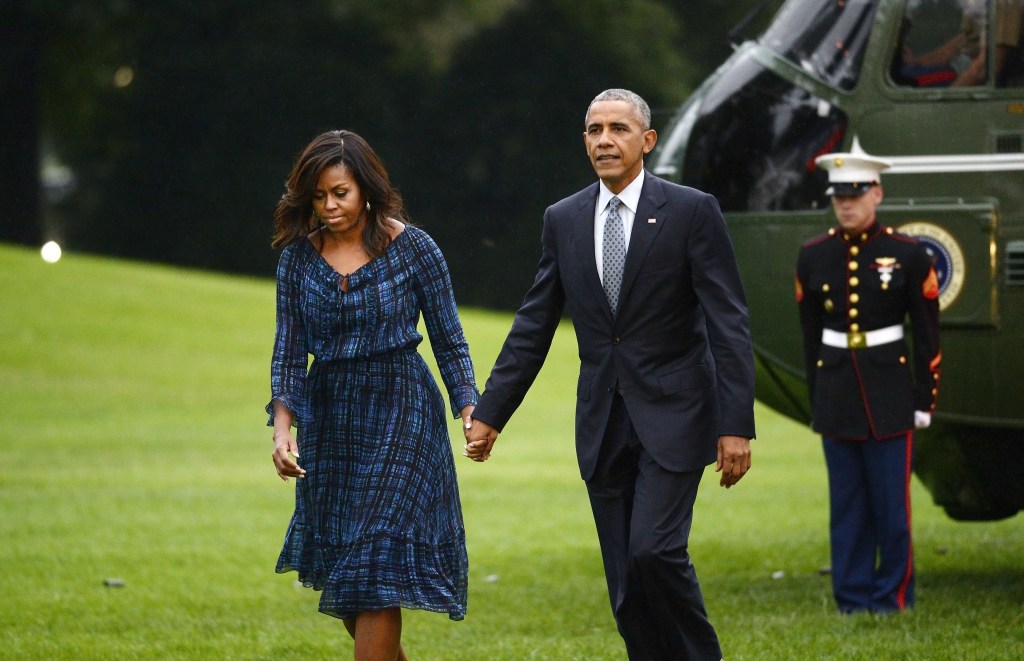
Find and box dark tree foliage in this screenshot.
[0,3,47,246]
[422,0,691,308]
[36,0,419,276]
[3,0,776,308]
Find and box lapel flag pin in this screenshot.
[648,218,657,224]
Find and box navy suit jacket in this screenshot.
[473,172,756,480]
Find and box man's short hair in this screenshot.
[587,89,652,130]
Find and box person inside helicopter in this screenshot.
[895,0,1022,87]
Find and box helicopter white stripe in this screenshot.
[885,153,1024,174]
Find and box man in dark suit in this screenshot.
[464,89,756,660]
[796,147,940,614]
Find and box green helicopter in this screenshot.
[651,0,1024,520]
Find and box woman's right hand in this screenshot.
[272,431,306,481]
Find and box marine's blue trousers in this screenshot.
[823,432,914,613]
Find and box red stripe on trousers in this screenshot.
[896,431,914,610]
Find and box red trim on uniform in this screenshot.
[922,267,939,300]
[802,232,833,248]
[849,349,878,438]
[847,244,879,439]
[888,232,920,246]
[896,431,914,610]
[849,355,915,441]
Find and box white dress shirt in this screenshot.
[595,169,645,286]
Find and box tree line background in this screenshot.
[2,0,778,309]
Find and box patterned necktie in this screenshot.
[603,196,626,313]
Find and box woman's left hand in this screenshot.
[272,430,305,482]
[460,405,475,437]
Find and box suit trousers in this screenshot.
[585,394,722,661]
[822,433,914,613]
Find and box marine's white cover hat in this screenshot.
[815,137,892,196]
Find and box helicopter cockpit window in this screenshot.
[679,57,847,213]
[894,0,1024,87]
[759,0,880,90]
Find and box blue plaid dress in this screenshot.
[267,226,478,621]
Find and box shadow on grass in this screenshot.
[919,566,1024,608]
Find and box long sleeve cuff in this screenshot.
[265,393,308,428]
[449,384,480,418]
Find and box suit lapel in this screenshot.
[570,184,609,315]
[619,173,667,306]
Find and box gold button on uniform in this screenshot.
[850,323,860,332]
[850,293,859,304]
[849,261,859,271]
[850,276,859,287]
[899,356,907,364]
[817,359,824,367]
[849,308,859,319]
[822,283,830,293]
[850,246,860,256]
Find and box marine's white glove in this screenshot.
[914,411,932,429]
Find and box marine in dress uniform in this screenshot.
[795,148,941,614]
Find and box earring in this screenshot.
[365,201,371,212]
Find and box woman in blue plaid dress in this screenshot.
[268,131,478,659]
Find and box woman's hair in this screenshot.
[271,130,410,254]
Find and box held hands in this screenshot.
[461,405,498,462]
[716,435,751,489]
[272,430,305,482]
[914,410,932,429]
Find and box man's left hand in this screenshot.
[716,435,751,488]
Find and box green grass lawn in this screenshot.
[0,243,1021,660]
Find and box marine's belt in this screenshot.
[821,324,904,349]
